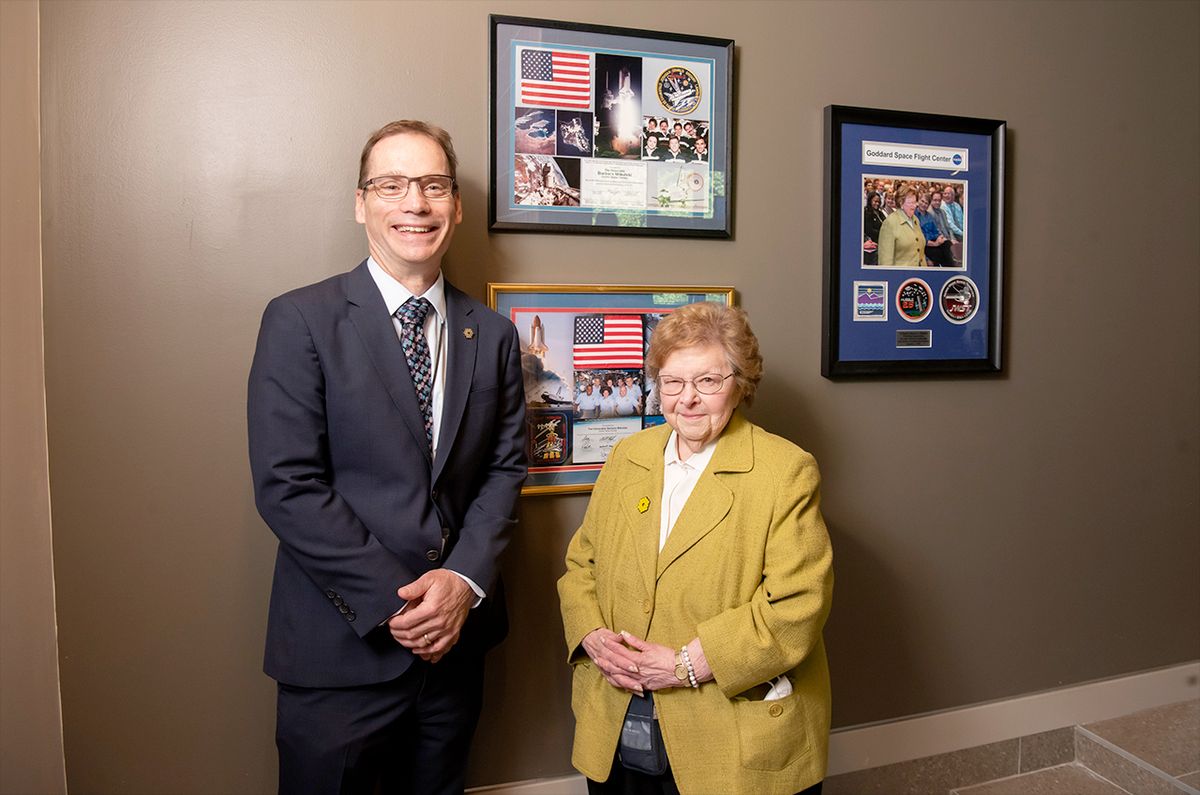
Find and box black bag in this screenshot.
[618,692,669,776]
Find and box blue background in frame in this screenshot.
[838,123,993,361]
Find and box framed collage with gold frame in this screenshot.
[487,283,735,495]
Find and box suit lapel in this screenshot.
[344,261,432,464]
[620,426,668,600]
[432,283,477,485]
[656,471,732,578]
[656,412,754,580]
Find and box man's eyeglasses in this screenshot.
[360,174,456,201]
[656,372,734,396]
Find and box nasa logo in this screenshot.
[939,276,980,324]
[656,66,701,115]
[896,278,933,323]
[952,154,963,166]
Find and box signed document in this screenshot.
[573,418,642,464]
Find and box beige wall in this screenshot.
[33,0,1200,791]
[0,1,68,793]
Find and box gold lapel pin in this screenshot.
[637,496,650,513]
[463,328,475,339]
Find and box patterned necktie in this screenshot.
[396,297,434,451]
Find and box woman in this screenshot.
[876,186,927,268]
[559,302,833,795]
[863,192,886,265]
[597,385,617,419]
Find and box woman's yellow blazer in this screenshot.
[559,412,834,795]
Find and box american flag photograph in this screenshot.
[518,48,592,110]
[572,315,644,369]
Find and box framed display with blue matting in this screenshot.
[822,105,1006,377]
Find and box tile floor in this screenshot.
[825,699,1199,794]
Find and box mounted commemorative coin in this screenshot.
[939,276,980,324]
[657,66,701,115]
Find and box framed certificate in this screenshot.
[489,15,733,238]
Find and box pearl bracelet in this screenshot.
[680,645,699,688]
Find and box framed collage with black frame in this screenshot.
[489,15,734,237]
[487,283,736,495]
[822,105,1006,377]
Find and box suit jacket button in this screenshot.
[431,489,439,500]
[325,590,336,599]
[338,604,349,614]
[346,611,356,622]
[425,548,440,561]
[768,704,783,717]
[333,596,344,606]
[641,599,651,613]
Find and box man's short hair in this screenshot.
[358,120,458,188]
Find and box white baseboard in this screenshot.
[826,660,1199,775]
[469,661,1200,794]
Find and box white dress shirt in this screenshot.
[659,430,718,552]
[367,257,483,603]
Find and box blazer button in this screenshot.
[641,599,651,613]
[338,604,349,614]
[325,590,336,599]
[768,704,783,717]
[333,596,344,607]
[431,489,439,500]
[425,548,440,561]
[346,611,356,622]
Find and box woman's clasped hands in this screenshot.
[582,628,704,694]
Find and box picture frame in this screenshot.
[822,105,1006,377]
[488,283,736,495]
[489,15,734,238]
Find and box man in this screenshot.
[248,120,527,795]
[664,136,688,162]
[918,191,956,266]
[576,380,600,419]
[941,185,965,265]
[691,136,709,163]
[941,185,965,241]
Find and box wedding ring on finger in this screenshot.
[423,633,432,646]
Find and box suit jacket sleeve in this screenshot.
[443,323,528,594]
[696,449,834,698]
[248,295,412,635]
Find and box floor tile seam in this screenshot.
[1076,726,1200,794]
[947,762,1091,794]
[1086,765,1138,795]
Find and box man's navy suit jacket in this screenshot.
[248,261,527,688]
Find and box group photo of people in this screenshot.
[862,176,966,268]
[642,116,710,163]
[573,370,655,420]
